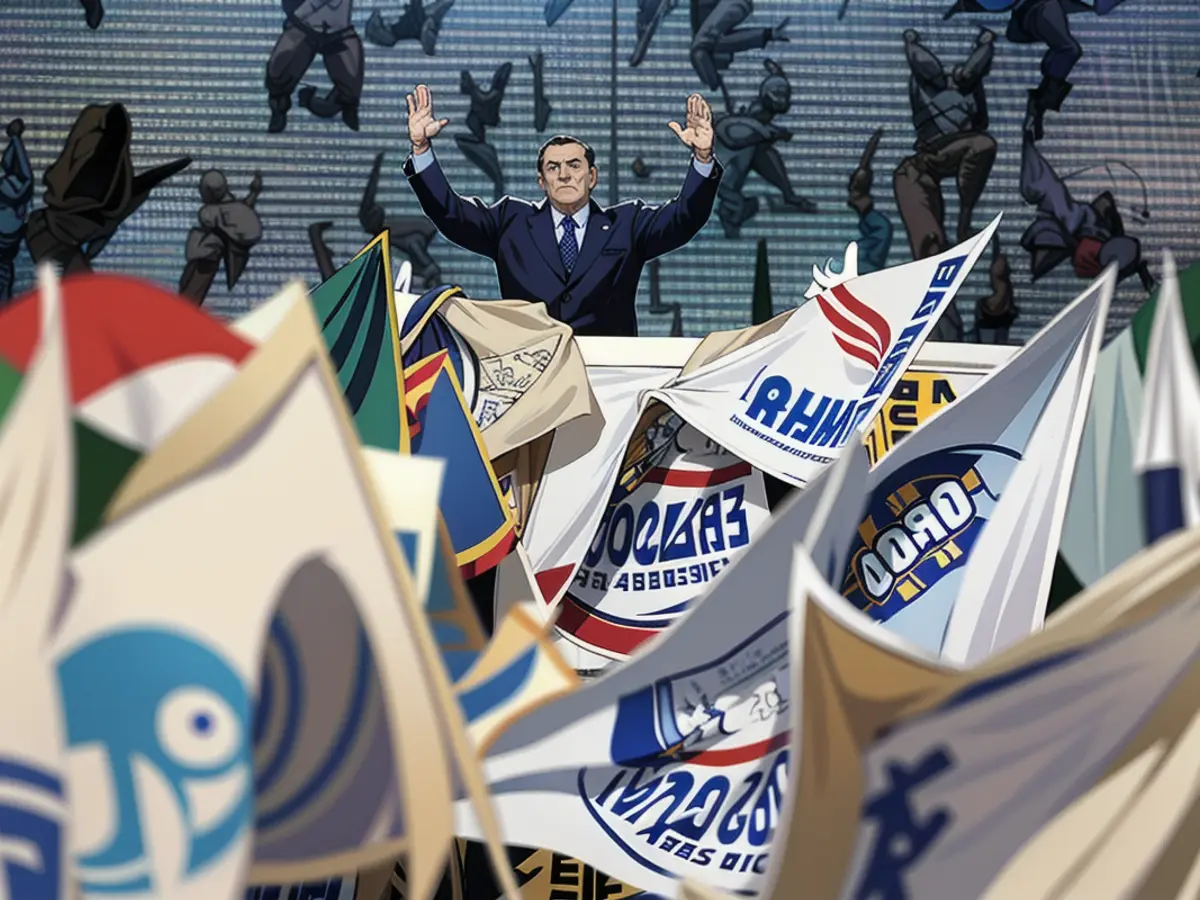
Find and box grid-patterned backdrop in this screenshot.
[2,0,1198,342]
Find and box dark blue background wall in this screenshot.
[2,0,1197,341]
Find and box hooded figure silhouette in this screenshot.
[25,103,191,274]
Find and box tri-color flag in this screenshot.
[0,272,253,545]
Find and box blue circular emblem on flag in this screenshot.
[841,444,1022,622]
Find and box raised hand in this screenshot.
[406,84,449,153]
[668,93,715,163]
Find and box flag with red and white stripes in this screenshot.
[816,282,894,371]
[643,218,1000,489]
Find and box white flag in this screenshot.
[823,267,1112,657]
[451,440,869,897]
[642,219,999,488]
[939,266,1112,662]
[1132,250,1200,545]
[51,284,515,900]
[0,266,74,900]
[762,525,1200,900]
[524,366,677,615]
[551,408,771,662]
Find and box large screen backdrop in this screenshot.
[1,0,1197,342]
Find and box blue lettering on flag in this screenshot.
[0,758,63,900]
[853,748,954,900]
[733,259,969,456]
[245,878,346,900]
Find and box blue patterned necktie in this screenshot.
[559,215,579,273]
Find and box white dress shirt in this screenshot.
[409,146,716,245]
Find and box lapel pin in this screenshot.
[602,224,610,231]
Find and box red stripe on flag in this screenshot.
[0,273,253,402]
[640,462,752,487]
[683,731,790,767]
[817,294,884,361]
[404,350,449,390]
[832,283,892,353]
[832,334,882,370]
[534,565,574,607]
[555,595,655,656]
[459,529,516,580]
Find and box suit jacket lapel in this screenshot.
[529,201,568,283]
[567,202,616,285]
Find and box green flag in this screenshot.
[1130,261,1200,370]
[308,232,409,453]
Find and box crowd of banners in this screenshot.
[747,524,1200,900]
[448,266,1115,896]
[0,271,532,900]
[689,262,1200,900]
[302,235,515,578]
[6,235,1200,900]
[525,223,1000,662]
[300,233,593,580]
[451,423,868,897]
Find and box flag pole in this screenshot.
[609,0,619,205]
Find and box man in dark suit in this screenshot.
[402,83,721,336]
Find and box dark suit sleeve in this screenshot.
[631,158,722,260]
[403,153,503,260]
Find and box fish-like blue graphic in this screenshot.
[57,629,253,895]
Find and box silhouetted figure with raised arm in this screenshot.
[712,59,817,239]
[26,103,191,274]
[893,28,996,262]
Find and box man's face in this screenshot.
[538,143,597,210]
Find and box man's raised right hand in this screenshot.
[406,84,449,155]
